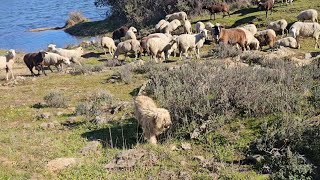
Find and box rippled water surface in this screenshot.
[0,0,108,52]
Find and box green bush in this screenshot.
[75,90,113,118]
[44,91,68,108]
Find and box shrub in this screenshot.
[210,44,242,58]
[44,91,68,108]
[75,90,113,118]
[118,67,132,84]
[251,116,319,179]
[145,59,317,138]
[65,11,88,28]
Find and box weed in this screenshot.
[44,91,68,108]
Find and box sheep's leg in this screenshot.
[103,48,107,56]
[228,12,230,17]
[196,48,200,59]
[41,65,47,76]
[214,13,216,20]
[149,135,157,144]
[223,12,225,18]
[266,10,268,18]
[48,66,54,73]
[315,38,319,49]
[5,68,9,81]
[9,68,14,80]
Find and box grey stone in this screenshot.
[46,158,79,172]
[80,141,101,155]
[181,142,192,150]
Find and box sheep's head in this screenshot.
[154,108,172,135]
[7,49,16,59]
[289,27,297,38]
[129,27,138,33]
[201,29,208,39]
[38,51,47,59]
[63,57,71,65]
[213,24,223,40]
[165,15,170,21]
[47,44,56,52]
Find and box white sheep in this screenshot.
[146,35,174,63]
[134,95,172,144]
[42,52,71,73]
[47,44,83,66]
[155,20,169,33]
[183,20,192,34]
[177,30,208,59]
[297,9,318,22]
[0,49,16,81]
[196,21,205,33]
[237,27,257,50]
[205,22,215,39]
[242,24,258,35]
[164,19,182,34]
[289,22,320,49]
[113,39,141,60]
[125,27,138,40]
[250,38,260,50]
[267,19,288,36]
[165,11,188,22]
[275,37,299,49]
[101,36,117,56]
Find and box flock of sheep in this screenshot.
[0,1,319,82]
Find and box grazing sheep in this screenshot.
[125,26,138,40]
[164,19,182,34]
[165,11,188,22]
[183,20,192,34]
[146,35,175,63]
[47,44,83,66]
[213,24,247,51]
[112,26,129,41]
[282,0,293,5]
[113,39,141,60]
[267,19,288,36]
[41,52,71,73]
[134,95,172,144]
[23,52,46,76]
[141,33,173,56]
[202,3,230,20]
[275,37,299,49]
[242,24,258,35]
[177,30,208,59]
[255,29,277,49]
[297,9,318,22]
[0,49,16,81]
[258,0,274,18]
[155,20,169,33]
[237,27,257,50]
[250,38,260,50]
[101,36,117,56]
[289,22,320,49]
[196,21,205,33]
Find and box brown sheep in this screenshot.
[258,0,274,18]
[213,24,247,51]
[202,3,230,20]
[255,29,277,49]
[23,52,46,76]
[112,26,129,41]
[134,95,172,144]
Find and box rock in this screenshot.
[40,122,55,129]
[158,170,177,180]
[180,160,187,166]
[181,142,192,150]
[179,171,191,180]
[202,158,226,173]
[37,112,51,120]
[105,149,157,170]
[46,158,79,172]
[23,123,32,129]
[193,156,205,163]
[169,144,178,151]
[80,141,101,155]
[92,116,110,125]
[55,112,64,116]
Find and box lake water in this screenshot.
[0,0,108,52]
